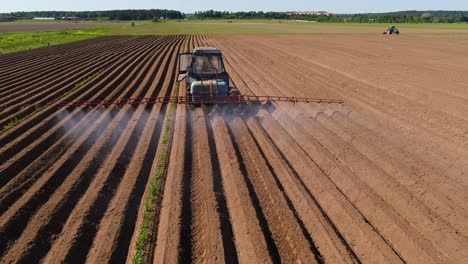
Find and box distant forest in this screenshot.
[193,10,468,23]
[1,9,184,21]
[1,9,468,23]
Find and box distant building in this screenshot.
[33,17,55,20]
[286,11,332,16]
[294,20,317,23]
[61,16,81,21]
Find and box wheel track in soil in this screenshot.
[185,108,226,263]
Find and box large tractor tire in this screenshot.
[229,88,240,96]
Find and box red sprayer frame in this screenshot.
[57,95,343,108]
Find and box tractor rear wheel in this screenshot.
[229,88,240,96]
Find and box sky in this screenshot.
[1,0,468,14]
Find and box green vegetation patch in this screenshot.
[2,117,23,132]
[0,27,114,54]
[132,83,178,264]
[74,70,102,89]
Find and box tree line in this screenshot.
[1,9,183,21]
[1,9,467,23]
[193,10,468,23]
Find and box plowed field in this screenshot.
[1,34,467,263]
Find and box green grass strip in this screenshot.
[132,82,178,264]
[0,28,111,54]
[132,36,187,264]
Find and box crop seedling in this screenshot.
[74,71,102,89]
[2,117,23,132]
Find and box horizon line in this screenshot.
[1,9,468,15]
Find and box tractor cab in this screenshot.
[178,47,234,104]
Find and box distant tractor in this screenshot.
[178,47,240,104]
[382,26,400,35]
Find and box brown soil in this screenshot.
[1,34,467,263]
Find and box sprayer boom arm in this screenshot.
[57,95,343,108]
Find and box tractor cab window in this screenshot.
[192,54,224,74]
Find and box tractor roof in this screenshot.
[193,47,222,54]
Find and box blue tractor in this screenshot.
[382,26,400,35]
[178,47,240,104]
